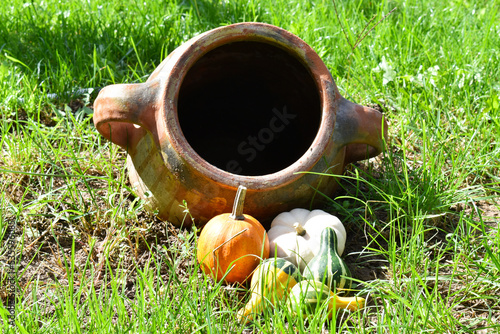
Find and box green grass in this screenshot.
[1,0,500,332]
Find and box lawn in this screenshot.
[1,0,499,332]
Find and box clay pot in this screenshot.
[93,22,387,227]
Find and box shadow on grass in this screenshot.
[0,0,264,93]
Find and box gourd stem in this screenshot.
[293,222,306,236]
[230,185,247,220]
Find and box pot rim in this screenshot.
[162,22,340,190]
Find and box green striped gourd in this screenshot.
[237,258,301,323]
[303,227,352,292]
[288,280,365,319]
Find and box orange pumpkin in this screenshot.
[197,186,270,284]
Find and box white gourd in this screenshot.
[267,208,346,272]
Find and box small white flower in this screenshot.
[373,56,396,85]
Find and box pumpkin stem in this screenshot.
[230,185,247,220]
[293,222,306,236]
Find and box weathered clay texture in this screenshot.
[93,23,387,227]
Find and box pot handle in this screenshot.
[92,80,160,150]
[336,97,388,165]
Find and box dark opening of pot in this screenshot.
[177,41,322,176]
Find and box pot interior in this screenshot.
[178,41,322,176]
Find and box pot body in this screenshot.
[93,23,387,227]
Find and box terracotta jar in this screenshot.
[93,22,387,227]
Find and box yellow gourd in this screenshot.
[288,280,365,319]
[237,258,301,323]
